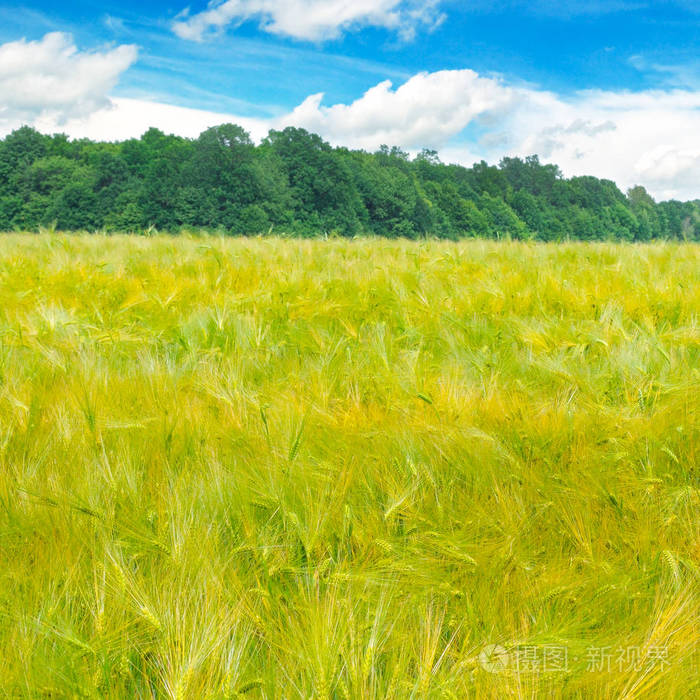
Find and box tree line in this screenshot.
[1,123,698,240]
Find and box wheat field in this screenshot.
[0,234,698,698]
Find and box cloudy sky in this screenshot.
[1,1,699,200]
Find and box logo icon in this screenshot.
[479,644,510,673]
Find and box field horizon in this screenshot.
[0,233,698,698]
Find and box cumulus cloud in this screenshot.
[28,97,270,144]
[635,147,700,196]
[172,0,445,42]
[0,32,138,129]
[503,88,700,200]
[283,70,515,150]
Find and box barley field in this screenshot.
[0,234,698,698]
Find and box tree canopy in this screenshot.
[1,124,698,241]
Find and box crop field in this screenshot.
[0,233,698,698]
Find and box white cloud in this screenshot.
[28,96,270,144]
[0,32,137,129]
[495,88,700,200]
[635,147,700,199]
[172,0,445,42]
[283,70,515,151]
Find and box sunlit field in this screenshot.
[0,234,698,698]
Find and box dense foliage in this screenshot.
[1,124,699,240]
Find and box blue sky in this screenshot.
[1,1,699,199]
